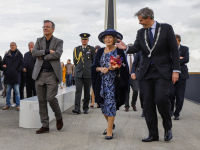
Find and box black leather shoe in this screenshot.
[142,135,159,142]
[105,133,113,140]
[72,109,81,114]
[164,130,173,141]
[83,110,88,114]
[174,116,179,120]
[103,124,115,135]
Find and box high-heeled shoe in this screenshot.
[105,133,113,140]
[103,124,115,135]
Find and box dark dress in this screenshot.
[99,49,117,116]
[91,48,129,114]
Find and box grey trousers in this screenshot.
[35,72,62,128]
[74,78,91,111]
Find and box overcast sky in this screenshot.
[0,0,199,72]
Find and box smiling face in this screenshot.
[104,35,115,46]
[43,22,54,36]
[138,15,152,28]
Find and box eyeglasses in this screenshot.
[42,26,52,29]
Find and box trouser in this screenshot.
[74,78,91,111]
[66,74,72,87]
[6,84,20,107]
[141,66,172,135]
[137,72,144,109]
[26,74,36,98]
[125,75,139,108]
[13,76,25,103]
[35,72,62,128]
[169,76,186,117]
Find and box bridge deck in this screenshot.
[0,88,200,150]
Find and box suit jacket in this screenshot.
[0,56,2,70]
[179,45,189,80]
[127,22,180,80]
[32,36,63,81]
[24,51,36,76]
[73,45,95,78]
[131,51,142,77]
[91,48,129,109]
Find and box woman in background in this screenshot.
[60,62,66,89]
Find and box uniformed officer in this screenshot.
[72,33,95,114]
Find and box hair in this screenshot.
[175,34,181,42]
[10,42,17,46]
[102,35,118,45]
[68,59,71,61]
[28,41,34,45]
[61,62,64,67]
[44,20,55,28]
[134,7,154,19]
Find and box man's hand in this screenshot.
[115,39,127,50]
[108,65,117,71]
[172,72,179,84]
[38,57,42,60]
[131,74,136,80]
[3,64,7,68]
[23,68,27,72]
[50,50,55,54]
[180,57,184,59]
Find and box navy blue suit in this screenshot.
[131,51,143,109]
[127,22,180,134]
[170,45,189,117]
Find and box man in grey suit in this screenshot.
[32,20,63,134]
[72,33,95,114]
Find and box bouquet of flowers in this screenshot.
[109,55,124,69]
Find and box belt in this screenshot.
[41,69,54,72]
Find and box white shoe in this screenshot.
[11,103,16,107]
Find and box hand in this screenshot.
[101,67,109,74]
[108,65,117,70]
[23,68,27,72]
[38,57,42,60]
[172,72,179,84]
[131,74,136,80]
[50,50,55,54]
[3,64,7,68]
[180,57,184,59]
[115,39,127,50]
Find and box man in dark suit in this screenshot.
[131,51,144,117]
[72,33,95,114]
[116,7,180,142]
[24,42,36,98]
[32,20,63,134]
[125,44,139,112]
[170,34,189,120]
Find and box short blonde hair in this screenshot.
[102,35,118,45]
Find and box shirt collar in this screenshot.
[150,21,157,29]
[46,36,53,42]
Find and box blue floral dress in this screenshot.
[99,49,117,116]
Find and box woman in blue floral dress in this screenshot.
[91,29,129,140]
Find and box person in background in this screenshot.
[24,42,36,98]
[90,45,101,108]
[65,59,74,87]
[72,33,95,114]
[2,42,24,111]
[169,34,189,120]
[60,62,66,89]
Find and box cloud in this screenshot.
[82,10,101,17]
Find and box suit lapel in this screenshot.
[42,36,46,50]
[49,36,56,50]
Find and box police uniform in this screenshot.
[72,33,95,114]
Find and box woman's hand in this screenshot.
[108,65,117,71]
[101,67,109,74]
